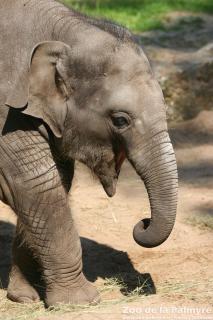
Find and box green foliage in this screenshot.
[62,0,213,31]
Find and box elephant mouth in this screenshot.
[100,148,126,197]
[116,149,126,174]
[102,177,118,197]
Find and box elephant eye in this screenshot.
[111,113,130,129]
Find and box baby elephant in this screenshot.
[0,0,178,306]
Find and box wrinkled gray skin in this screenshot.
[0,0,178,306]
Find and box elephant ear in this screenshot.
[6,41,72,138]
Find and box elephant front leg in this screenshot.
[12,175,99,307]
[42,219,99,307]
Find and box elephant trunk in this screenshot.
[128,131,178,248]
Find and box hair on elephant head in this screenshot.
[6,36,178,248]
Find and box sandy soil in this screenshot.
[0,111,212,320]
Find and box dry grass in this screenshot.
[185,214,213,230]
[1,275,212,319]
[0,277,152,320]
[158,278,213,302]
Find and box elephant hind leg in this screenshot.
[7,223,41,304]
[7,264,40,303]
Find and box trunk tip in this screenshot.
[133,218,170,248]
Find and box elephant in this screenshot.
[0,0,178,307]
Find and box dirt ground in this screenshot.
[0,111,212,320]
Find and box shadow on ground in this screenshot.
[196,203,213,216]
[170,128,213,148]
[168,112,213,187]
[178,162,213,187]
[81,237,156,296]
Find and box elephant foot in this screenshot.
[7,266,40,303]
[45,276,100,307]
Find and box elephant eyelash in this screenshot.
[110,110,135,120]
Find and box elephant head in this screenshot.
[6,37,178,248]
